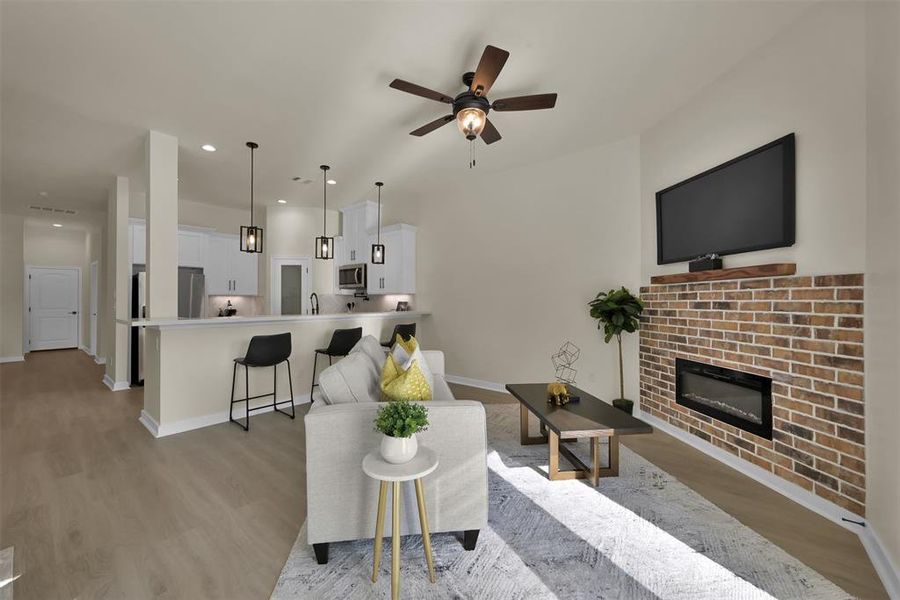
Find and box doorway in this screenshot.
[271,257,311,315]
[25,266,81,351]
[90,261,99,356]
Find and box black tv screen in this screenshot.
[656,133,795,265]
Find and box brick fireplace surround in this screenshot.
[639,274,865,516]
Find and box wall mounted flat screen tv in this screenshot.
[656,133,795,265]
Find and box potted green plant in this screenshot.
[588,287,644,414]
[374,399,429,464]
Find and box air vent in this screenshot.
[29,205,77,215]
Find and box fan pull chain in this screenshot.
[469,138,477,169]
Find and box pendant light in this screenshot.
[371,181,385,264]
[315,165,334,260]
[240,142,263,253]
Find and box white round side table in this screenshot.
[362,446,439,600]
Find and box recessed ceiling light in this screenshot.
[326,179,336,185]
[39,191,48,197]
[277,199,287,204]
[201,144,216,152]
[52,223,62,228]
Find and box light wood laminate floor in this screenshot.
[0,351,887,599]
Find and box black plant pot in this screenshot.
[612,398,634,415]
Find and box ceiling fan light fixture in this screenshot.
[457,107,486,139]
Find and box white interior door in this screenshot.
[89,261,99,355]
[271,257,310,315]
[28,267,80,351]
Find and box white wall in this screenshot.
[389,136,642,402]
[0,213,25,359]
[640,3,867,280]
[864,0,900,581]
[263,204,339,313]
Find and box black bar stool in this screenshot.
[381,323,417,348]
[310,327,363,398]
[230,332,295,431]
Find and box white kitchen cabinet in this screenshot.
[231,245,259,295]
[207,233,258,295]
[340,201,377,264]
[131,222,146,265]
[206,234,231,295]
[366,233,385,295]
[131,222,207,269]
[177,230,207,268]
[367,224,416,294]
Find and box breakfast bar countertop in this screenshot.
[119,310,429,329]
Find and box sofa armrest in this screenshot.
[422,350,445,376]
[305,400,487,544]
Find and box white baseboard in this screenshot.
[636,408,900,599]
[139,394,311,438]
[102,374,130,392]
[0,355,25,364]
[445,374,509,393]
[445,372,898,597]
[859,526,900,600]
[139,409,160,437]
[635,408,862,530]
[94,355,106,365]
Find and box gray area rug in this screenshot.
[272,404,853,599]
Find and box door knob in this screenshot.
[70,311,77,315]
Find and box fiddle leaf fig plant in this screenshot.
[589,287,644,404]
[374,399,429,438]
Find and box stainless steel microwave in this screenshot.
[338,263,367,290]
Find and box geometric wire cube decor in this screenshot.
[551,340,580,384]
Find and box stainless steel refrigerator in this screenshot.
[131,267,206,385]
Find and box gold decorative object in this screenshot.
[547,382,570,406]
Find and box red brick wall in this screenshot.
[639,274,865,516]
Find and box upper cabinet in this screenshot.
[129,221,257,296]
[207,233,258,296]
[370,224,416,295]
[130,221,207,269]
[131,222,146,265]
[340,201,416,295]
[340,201,377,264]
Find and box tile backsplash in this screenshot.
[206,294,414,318]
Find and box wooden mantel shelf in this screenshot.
[650,263,797,285]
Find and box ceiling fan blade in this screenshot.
[480,118,501,145]
[470,45,509,97]
[410,115,454,136]
[492,93,558,111]
[389,79,454,104]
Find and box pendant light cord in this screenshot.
[249,145,254,227]
[377,184,381,245]
[322,169,327,235]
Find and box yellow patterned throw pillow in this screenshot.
[380,357,432,402]
[380,353,402,393]
[393,334,418,359]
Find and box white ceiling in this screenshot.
[1,1,812,221]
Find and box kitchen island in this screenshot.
[120,311,430,437]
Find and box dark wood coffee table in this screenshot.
[505,383,653,486]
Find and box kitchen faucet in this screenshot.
[310,292,319,315]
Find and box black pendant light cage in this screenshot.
[371,181,385,264]
[241,142,264,253]
[315,165,334,260]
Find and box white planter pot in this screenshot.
[380,433,418,464]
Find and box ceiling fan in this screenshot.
[389,45,557,149]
